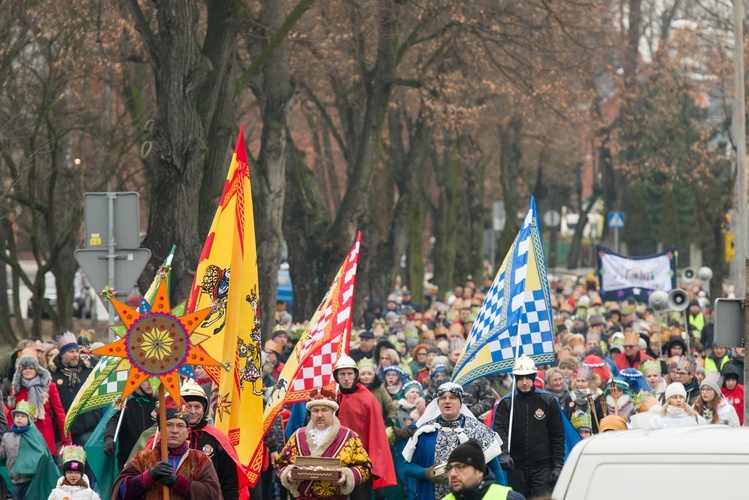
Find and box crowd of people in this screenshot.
[0,270,737,500]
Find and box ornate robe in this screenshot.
[112,446,221,500]
[276,417,371,499]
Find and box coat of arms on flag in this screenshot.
[452,197,555,386]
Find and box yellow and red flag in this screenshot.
[262,232,361,435]
[187,124,262,486]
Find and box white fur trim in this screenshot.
[339,467,356,495]
[279,467,301,497]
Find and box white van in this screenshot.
[552,426,749,500]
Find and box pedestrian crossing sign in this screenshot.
[608,211,625,228]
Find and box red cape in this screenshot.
[337,384,397,489]
[146,423,250,499]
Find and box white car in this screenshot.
[552,426,749,500]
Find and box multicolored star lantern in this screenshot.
[92,279,221,404]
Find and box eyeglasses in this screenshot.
[446,463,469,473]
[165,422,188,430]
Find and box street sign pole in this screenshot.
[614,227,619,254]
[108,192,116,334]
[75,192,150,341]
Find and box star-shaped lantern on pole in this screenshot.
[92,279,220,405]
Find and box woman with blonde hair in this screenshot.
[650,382,706,428]
[41,344,59,371]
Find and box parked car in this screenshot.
[552,426,749,499]
[277,262,293,313]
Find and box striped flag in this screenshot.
[187,125,262,485]
[452,197,555,386]
[64,247,176,435]
[262,233,361,434]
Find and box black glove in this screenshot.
[549,465,563,485]
[103,437,116,458]
[160,471,178,487]
[149,461,173,482]
[499,453,515,471]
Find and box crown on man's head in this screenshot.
[56,331,79,354]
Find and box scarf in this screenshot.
[20,376,48,420]
[386,382,403,396]
[61,365,82,386]
[666,405,686,416]
[11,424,30,434]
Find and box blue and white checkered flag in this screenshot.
[452,197,555,386]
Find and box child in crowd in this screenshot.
[0,401,59,500]
[47,445,101,500]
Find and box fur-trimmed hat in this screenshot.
[306,387,339,411]
[11,356,51,420]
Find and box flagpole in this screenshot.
[113,401,127,442]
[507,322,523,454]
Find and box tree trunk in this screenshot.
[252,0,294,341]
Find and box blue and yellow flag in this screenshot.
[187,124,260,486]
[452,197,555,386]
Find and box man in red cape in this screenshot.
[334,355,397,499]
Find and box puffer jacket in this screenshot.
[47,475,101,500]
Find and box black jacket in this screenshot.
[189,419,241,500]
[104,391,158,468]
[51,356,101,439]
[494,388,565,469]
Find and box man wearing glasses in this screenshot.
[113,399,221,499]
[615,331,654,371]
[443,440,525,500]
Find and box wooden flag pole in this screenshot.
[159,384,170,500]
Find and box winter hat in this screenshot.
[619,368,648,393]
[401,380,424,398]
[382,365,406,381]
[430,364,447,378]
[588,314,605,327]
[447,439,485,472]
[427,346,442,356]
[721,363,740,382]
[665,382,687,402]
[558,356,579,372]
[61,445,86,474]
[56,331,79,356]
[700,371,723,396]
[586,331,601,343]
[604,378,632,396]
[599,415,628,432]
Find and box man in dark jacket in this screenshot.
[494,355,564,498]
[50,331,100,446]
[181,380,249,500]
[350,330,376,363]
[104,380,158,470]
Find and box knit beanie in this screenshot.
[665,382,687,401]
[700,371,723,396]
[447,439,485,472]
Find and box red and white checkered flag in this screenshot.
[262,232,361,434]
